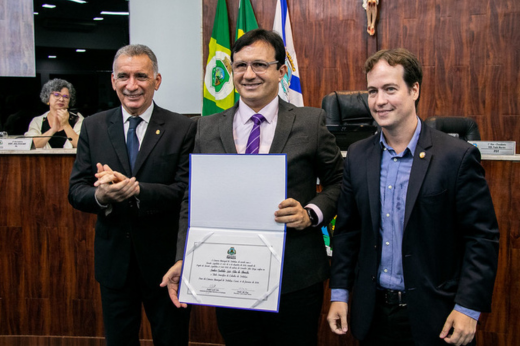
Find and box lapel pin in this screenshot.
[156,130,160,135]
[419,152,426,159]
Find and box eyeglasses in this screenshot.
[232,60,278,74]
[51,92,70,100]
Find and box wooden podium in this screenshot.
[0,150,518,345]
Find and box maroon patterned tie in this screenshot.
[245,114,265,154]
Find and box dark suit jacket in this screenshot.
[69,104,196,289]
[177,98,344,294]
[330,122,499,345]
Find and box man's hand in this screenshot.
[274,198,311,230]
[94,163,139,204]
[439,310,477,345]
[160,261,187,308]
[327,301,349,335]
[95,163,124,185]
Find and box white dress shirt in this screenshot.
[233,97,278,154]
[122,103,154,149]
[232,96,323,224]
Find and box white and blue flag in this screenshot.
[273,0,304,107]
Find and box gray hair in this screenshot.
[40,78,76,107]
[112,44,159,76]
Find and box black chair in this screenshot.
[321,90,374,125]
[321,91,378,150]
[424,116,481,141]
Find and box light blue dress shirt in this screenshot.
[331,119,479,320]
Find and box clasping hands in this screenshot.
[94,163,140,204]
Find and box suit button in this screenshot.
[126,232,130,239]
[374,245,377,249]
[372,276,376,282]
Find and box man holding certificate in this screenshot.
[161,29,343,345]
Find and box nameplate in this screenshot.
[0,138,33,150]
[468,141,516,155]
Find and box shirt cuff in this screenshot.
[94,191,113,216]
[454,304,480,321]
[94,192,108,208]
[331,288,349,303]
[305,203,323,226]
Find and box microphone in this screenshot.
[17,135,73,141]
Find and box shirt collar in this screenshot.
[237,96,279,124]
[122,102,154,124]
[379,117,422,156]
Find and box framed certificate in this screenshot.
[179,154,287,312]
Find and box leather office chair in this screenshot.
[424,116,481,141]
[321,90,374,125]
[321,91,378,150]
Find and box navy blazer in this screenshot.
[330,121,499,345]
[69,104,196,289]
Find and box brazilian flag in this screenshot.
[235,0,258,40]
[203,0,235,116]
[234,0,258,102]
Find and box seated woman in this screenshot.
[25,78,84,148]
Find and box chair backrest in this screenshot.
[321,91,373,125]
[322,90,379,150]
[424,116,481,141]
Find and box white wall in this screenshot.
[129,0,202,114]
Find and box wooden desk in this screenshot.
[0,151,518,345]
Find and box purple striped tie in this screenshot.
[245,114,265,154]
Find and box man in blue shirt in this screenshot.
[327,48,499,346]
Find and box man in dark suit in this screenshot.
[161,29,343,346]
[69,44,195,346]
[327,48,499,346]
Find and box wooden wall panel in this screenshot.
[0,155,149,342]
[188,306,224,345]
[0,227,24,335]
[0,155,519,346]
[202,0,519,147]
[477,161,520,346]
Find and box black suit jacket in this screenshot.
[69,104,196,289]
[330,122,499,345]
[177,99,344,294]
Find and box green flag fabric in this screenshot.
[234,0,258,102]
[235,0,258,40]
[203,0,234,116]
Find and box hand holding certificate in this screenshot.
[178,154,287,312]
[160,261,187,308]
